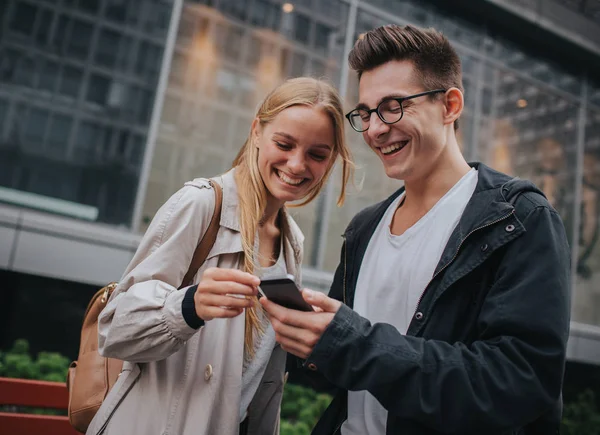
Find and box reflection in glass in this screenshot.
[485,70,578,244]
[0,0,164,226]
[574,109,600,325]
[144,0,348,260]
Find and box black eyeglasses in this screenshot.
[345,89,447,132]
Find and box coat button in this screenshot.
[481,243,488,252]
[204,364,213,381]
[307,363,318,371]
[505,224,515,232]
[415,312,424,320]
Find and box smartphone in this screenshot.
[258,274,314,312]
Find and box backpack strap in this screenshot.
[180,179,223,288]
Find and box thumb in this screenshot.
[301,289,341,313]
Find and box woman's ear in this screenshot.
[443,88,464,127]
[250,118,261,147]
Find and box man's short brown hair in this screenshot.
[349,24,463,129]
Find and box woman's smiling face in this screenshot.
[253,105,335,205]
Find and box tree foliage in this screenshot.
[0,339,69,382]
[280,383,332,435]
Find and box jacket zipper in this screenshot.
[411,210,516,325]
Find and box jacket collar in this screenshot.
[347,162,518,240]
[216,168,304,261]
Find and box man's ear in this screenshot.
[443,88,464,126]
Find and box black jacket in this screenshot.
[302,163,571,435]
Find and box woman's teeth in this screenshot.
[277,170,304,185]
[381,141,407,155]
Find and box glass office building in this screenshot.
[1,0,600,366]
[0,0,172,226]
[142,0,600,330]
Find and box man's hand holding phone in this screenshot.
[259,277,342,359]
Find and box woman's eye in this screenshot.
[275,142,292,150]
[311,153,328,162]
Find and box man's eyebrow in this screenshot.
[354,93,409,110]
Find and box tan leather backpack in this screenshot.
[66,181,223,433]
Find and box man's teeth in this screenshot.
[278,170,303,185]
[381,142,407,155]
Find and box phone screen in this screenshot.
[259,278,314,312]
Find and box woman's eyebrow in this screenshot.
[273,132,297,142]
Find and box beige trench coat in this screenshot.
[86,169,304,435]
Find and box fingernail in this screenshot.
[303,289,315,299]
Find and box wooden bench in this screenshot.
[0,377,81,435]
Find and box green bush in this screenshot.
[562,389,600,435]
[280,383,332,435]
[0,339,69,382]
[0,339,70,416]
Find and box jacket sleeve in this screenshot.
[288,239,348,391]
[98,183,216,363]
[305,206,571,433]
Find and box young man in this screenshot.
[260,24,570,434]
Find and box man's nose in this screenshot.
[366,112,391,141]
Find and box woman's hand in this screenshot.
[194,267,260,321]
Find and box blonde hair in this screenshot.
[231,77,353,356]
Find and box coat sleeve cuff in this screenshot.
[304,303,355,371]
[181,284,205,329]
[161,285,204,342]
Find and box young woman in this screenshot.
[85,77,353,435]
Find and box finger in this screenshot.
[302,289,341,313]
[278,338,313,360]
[203,306,244,320]
[204,267,260,286]
[260,297,315,329]
[271,317,319,349]
[199,281,257,296]
[198,293,254,309]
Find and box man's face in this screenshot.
[358,60,448,181]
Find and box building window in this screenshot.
[135,41,163,83]
[137,89,153,125]
[66,19,93,60]
[0,99,7,140]
[94,27,121,68]
[14,56,36,88]
[105,0,127,23]
[86,74,111,105]
[37,58,59,92]
[116,34,133,72]
[35,8,54,45]
[9,1,37,36]
[58,65,83,98]
[23,107,49,146]
[314,23,331,55]
[63,0,100,15]
[129,134,145,166]
[74,120,104,162]
[294,14,311,45]
[51,14,69,52]
[46,114,73,157]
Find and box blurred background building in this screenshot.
[1,0,600,384]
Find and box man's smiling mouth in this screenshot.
[381,140,409,155]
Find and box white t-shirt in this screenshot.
[341,168,478,435]
[239,240,286,422]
